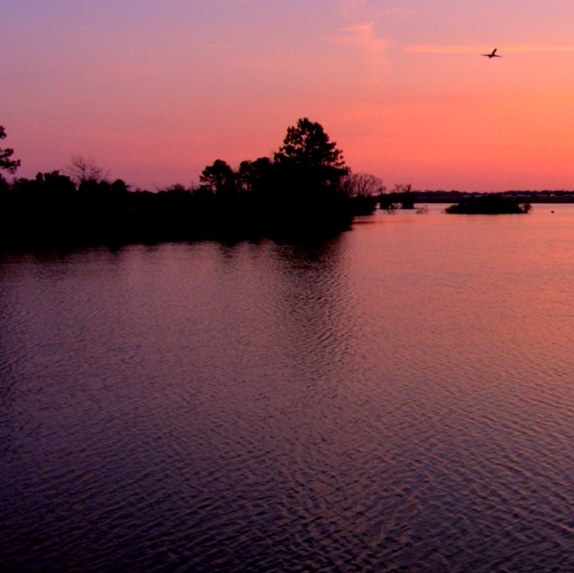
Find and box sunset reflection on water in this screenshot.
[1,205,574,572]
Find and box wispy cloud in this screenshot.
[406,44,574,55]
[332,22,393,74]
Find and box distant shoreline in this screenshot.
[410,191,574,203]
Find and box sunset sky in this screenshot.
[3,0,574,191]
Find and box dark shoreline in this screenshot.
[0,189,569,254]
[412,190,574,203]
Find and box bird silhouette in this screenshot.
[481,48,502,59]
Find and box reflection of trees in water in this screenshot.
[208,235,354,399]
[271,236,356,386]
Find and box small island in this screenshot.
[445,193,531,214]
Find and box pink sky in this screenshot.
[3,0,574,191]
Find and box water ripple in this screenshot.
[2,218,574,571]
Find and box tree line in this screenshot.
[0,118,387,250]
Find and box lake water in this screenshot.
[2,204,574,572]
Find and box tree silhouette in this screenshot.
[1,117,368,249]
[66,155,107,185]
[238,157,273,195]
[0,126,21,174]
[273,118,348,193]
[274,118,346,171]
[339,172,385,215]
[340,172,385,198]
[392,183,415,209]
[200,159,236,196]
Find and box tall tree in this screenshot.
[200,159,237,196]
[270,118,353,232]
[238,157,273,194]
[273,118,348,187]
[0,126,21,174]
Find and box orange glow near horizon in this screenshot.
[4,1,574,191]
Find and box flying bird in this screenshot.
[481,48,502,59]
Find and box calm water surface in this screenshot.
[2,205,574,572]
